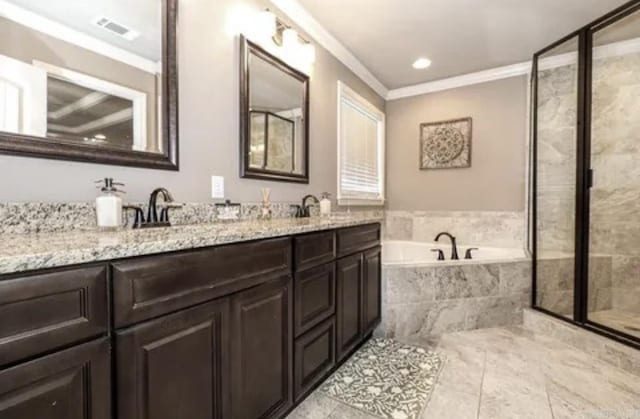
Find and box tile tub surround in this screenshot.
[0,214,381,275]
[376,260,533,339]
[384,210,526,248]
[287,327,640,419]
[523,308,640,377]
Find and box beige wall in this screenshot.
[385,76,528,211]
[0,0,384,203]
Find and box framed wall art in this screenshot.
[419,117,472,170]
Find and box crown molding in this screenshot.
[387,61,532,100]
[388,36,640,101]
[269,0,388,98]
[0,0,159,74]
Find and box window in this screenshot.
[337,81,385,206]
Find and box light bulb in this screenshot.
[412,58,432,69]
[255,10,276,43]
[282,28,299,50]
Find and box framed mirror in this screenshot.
[240,36,309,183]
[0,0,179,170]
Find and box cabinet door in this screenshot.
[116,299,230,419]
[294,262,336,337]
[336,254,363,361]
[230,275,293,419]
[0,338,111,419]
[363,246,382,335]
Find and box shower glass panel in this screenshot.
[587,8,640,339]
[534,36,580,318]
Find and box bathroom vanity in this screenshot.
[0,219,381,419]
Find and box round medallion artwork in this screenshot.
[419,117,472,170]
[423,125,465,164]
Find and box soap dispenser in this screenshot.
[95,178,124,229]
[320,192,332,217]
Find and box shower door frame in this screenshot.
[531,0,640,349]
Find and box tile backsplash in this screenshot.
[384,210,526,249]
[0,202,294,234]
[0,202,382,235]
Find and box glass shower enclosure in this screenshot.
[532,0,640,348]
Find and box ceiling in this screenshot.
[7,0,161,62]
[297,0,631,89]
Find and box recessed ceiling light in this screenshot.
[413,58,432,70]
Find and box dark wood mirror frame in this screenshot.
[239,36,310,184]
[0,0,179,171]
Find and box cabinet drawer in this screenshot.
[294,231,335,272]
[112,237,291,327]
[294,317,336,402]
[294,262,335,337]
[0,265,108,367]
[0,337,111,419]
[336,224,380,257]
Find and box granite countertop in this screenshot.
[0,215,382,275]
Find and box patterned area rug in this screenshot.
[320,338,443,419]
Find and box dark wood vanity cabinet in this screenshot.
[363,246,382,335]
[336,253,364,361]
[335,225,382,362]
[0,265,108,367]
[0,222,381,419]
[0,338,111,419]
[230,275,293,419]
[293,317,336,402]
[116,299,230,419]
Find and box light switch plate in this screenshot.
[211,176,224,199]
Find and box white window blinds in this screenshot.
[337,82,385,205]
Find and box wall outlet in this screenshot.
[211,176,224,199]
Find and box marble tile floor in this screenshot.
[590,309,640,339]
[286,327,640,419]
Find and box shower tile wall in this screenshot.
[536,255,612,316]
[590,51,640,315]
[538,50,640,316]
[537,63,577,255]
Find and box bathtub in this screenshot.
[377,240,532,339]
[382,240,528,266]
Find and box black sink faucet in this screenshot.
[147,187,175,225]
[435,232,459,260]
[298,194,319,218]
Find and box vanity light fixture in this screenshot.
[413,57,432,69]
[242,8,316,74]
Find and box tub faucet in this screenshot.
[435,232,459,260]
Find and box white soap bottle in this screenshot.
[320,192,332,217]
[95,178,124,230]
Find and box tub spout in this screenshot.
[434,232,459,260]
